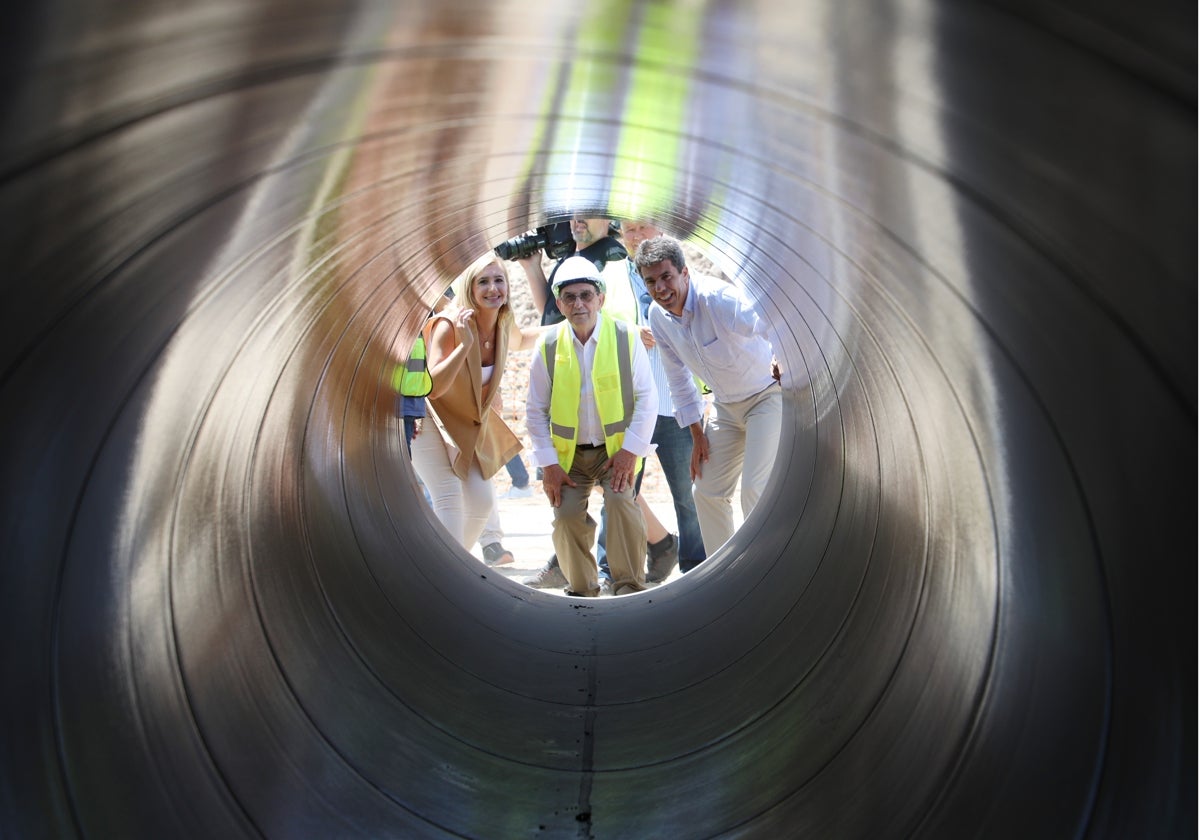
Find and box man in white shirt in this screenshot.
[635,235,782,555]
[526,256,659,596]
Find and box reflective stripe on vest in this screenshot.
[394,336,433,397]
[543,316,640,474]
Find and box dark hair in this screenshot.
[633,235,686,275]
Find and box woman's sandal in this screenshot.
[482,542,514,566]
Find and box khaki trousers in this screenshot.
[553,446,647,595]
[694,383,783,554]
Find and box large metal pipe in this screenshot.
[1,1,1193,836]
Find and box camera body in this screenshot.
[493,221,575,262]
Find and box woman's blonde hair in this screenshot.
[448,252,513,324]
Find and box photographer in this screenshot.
[514,215,628,326]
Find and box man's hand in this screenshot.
[540,463,575,508]
[605,449,638,493]
[638,325,656,350]
[689,423,709,480]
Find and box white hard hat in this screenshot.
[551,256,606,297]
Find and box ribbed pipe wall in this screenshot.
[0,1,1193,837]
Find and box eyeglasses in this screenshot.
[559,290,597,304]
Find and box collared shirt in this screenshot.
[623,258,694,418]
[526,314,659,469]
[648,273,776,427]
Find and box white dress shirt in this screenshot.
[526,315,659,469]
[647,273,776,427]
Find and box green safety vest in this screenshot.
[544,315,642,474]
[393,335,433,397]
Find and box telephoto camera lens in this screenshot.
[494,230,544,261]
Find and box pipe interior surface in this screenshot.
[0,1,1194,837]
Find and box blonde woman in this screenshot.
[411,254,541,550]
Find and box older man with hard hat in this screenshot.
[525,256,659,597]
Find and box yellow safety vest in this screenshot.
[601,259,639,325]
[544,315,642,474]
[393,335,433,397]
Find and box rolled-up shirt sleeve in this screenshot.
[653,325,706,428]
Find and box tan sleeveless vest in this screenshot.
[422,310,522,480]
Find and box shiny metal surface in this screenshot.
[0,0,1193,837]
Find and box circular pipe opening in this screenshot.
[0,2,1191,838]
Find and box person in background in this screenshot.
[500,454,533,499]
[398,288,453,453]
[635,235,782,556]
[397,289,454,508]
[410,254,543,555]
[400,377,429,458]
[525,256,658,596]
[518,214,627,327]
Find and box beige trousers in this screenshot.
[694,383,783,554]
[552,446,647,595]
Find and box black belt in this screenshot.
[576,442,604,450]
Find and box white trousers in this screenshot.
[410,423,494,550]
[694,383,782,554]
[479,502,503,547]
